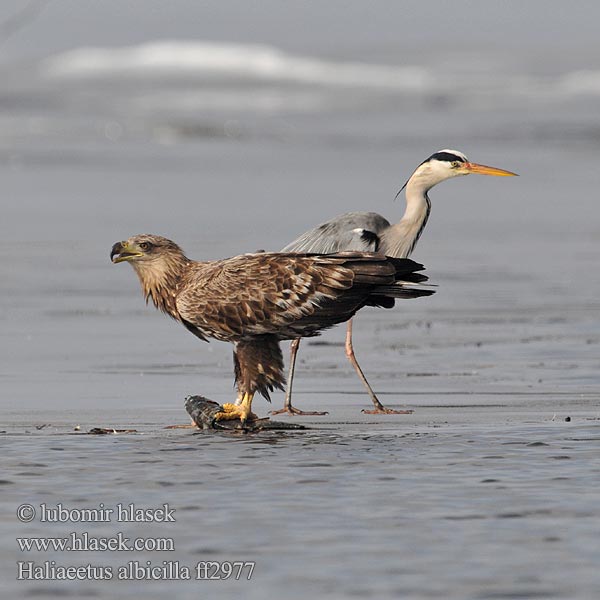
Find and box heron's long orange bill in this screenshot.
[464,162,518,176]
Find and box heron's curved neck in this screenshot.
[379,178,431,258]
[132,254,190,318]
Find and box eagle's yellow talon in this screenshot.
[213,395,257,424]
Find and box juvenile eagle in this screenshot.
[111,234,434,425]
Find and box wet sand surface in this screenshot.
[2,406,600,599]
[3,138,600,598]
[3,254,599,599]
[2,19,600,596]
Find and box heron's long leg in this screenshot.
[344,319,413,415]
[270,339,329,416]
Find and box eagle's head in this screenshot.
[110,234,183,264]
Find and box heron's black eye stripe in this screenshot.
[427,151,466,163]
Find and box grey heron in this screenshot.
[272,149,517,416]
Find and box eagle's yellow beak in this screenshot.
[111,241,143,263]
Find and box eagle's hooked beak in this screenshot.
[111,241,143,263]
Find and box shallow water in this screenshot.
[2,8,600,597]
[3,134,599,597]
[2,415,600,599]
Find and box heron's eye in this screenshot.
[139,242,151,251]
[451,161,461,168]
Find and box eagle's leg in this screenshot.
[214,392,258,426]
[270,339,329,417]
[342,319,414,415]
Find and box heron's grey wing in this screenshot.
[281,212,391,253]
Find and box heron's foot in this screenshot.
[362,407,414,415]
[214,402,258,426]
[270,405,329,416]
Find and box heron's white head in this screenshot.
[401,149,517,195]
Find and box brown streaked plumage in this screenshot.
[111,234,434,426]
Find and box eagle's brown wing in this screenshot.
[175,251,407,342]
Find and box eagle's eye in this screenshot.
[139,242,151,251]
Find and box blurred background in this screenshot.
[2,4,600,600]
[2,0,599,409]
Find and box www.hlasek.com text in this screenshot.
[18,532,174,552]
